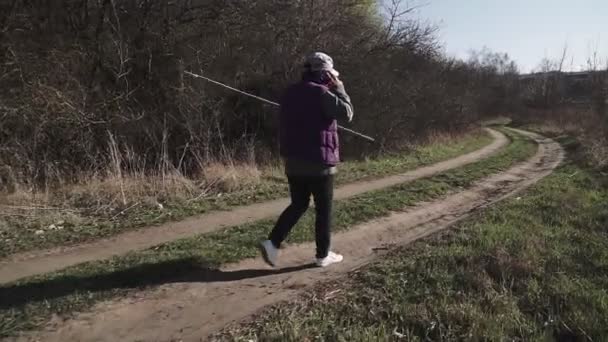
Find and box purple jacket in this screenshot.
[280,80,353,167]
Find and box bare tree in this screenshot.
[0,0,521,189]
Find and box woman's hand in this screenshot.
[327,71,343,90]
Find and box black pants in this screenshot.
[269,175,334,259]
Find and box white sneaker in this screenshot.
[316,251,343,267]
[260,240,278,267]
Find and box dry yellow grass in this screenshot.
[1,161,269,212]
[524,107,608,169]
[423,130,466,145]
[203,162,262,193]
[0,163,268,242]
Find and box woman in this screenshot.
[260,52,354,267]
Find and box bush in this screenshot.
[0,0,518,189]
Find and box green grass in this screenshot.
[224,149,608,341]
[0,129,534,338]
[0,130,493,258]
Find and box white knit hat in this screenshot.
[304,52,340,77]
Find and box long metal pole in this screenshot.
[184,71,376,142]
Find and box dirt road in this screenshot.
[11,129,562,342]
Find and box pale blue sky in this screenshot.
[408,0,607,72]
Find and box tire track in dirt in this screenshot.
[11,129,562,342]
[0,129,508,284]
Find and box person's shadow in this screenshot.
[0,257,315,310]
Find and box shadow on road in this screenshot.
[0,257,315,309]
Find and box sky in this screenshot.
[405,0,607,73]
